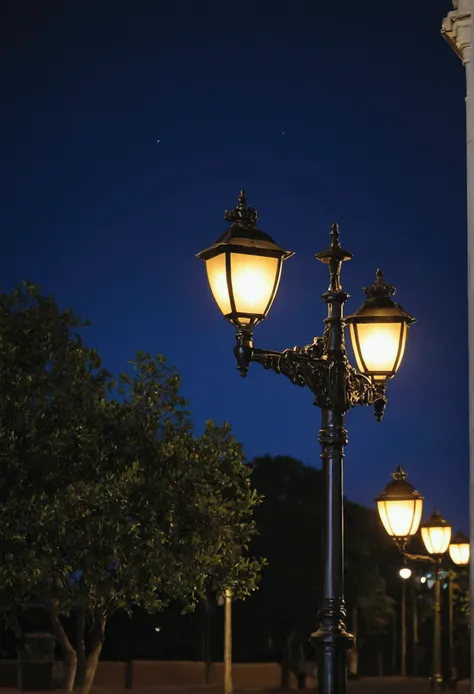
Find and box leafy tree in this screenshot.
[0,284,263,694]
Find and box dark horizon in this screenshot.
[2,0,469,532]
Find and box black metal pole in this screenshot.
[448,574,457,689]
[311,228,353,694]
[412,580,419,677]
[313,408,352,694]
[401,579,407,677]
[431,566,443,690]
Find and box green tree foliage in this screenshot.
[0,283,263,693]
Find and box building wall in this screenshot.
[466,0,474,685]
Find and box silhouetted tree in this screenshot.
[0,284,264,694]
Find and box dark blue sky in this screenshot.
[2,0,469,532]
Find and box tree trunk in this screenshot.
[48,599,77,691]
[75,607,87,689]
[347,607,358,678]
[75,614,106,694]
[281,632,294,689]
[202,600,212,685]
[377,643,384,677]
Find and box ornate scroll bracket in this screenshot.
[400,549,439,565]
[252,346,335,410]
[243,332,387,419]
[345,365,386,420]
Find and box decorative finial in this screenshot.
[392,465,407,481]
[224,190,259,226]
[363,269,396,299]
[330,222,341,247]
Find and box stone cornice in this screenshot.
[442,0,472,65]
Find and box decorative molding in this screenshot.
[442,0,472,65]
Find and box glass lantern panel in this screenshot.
[205,253,232,316]
[230,253,279,316]
[377,498,422,538]
[421,525,452,556]
[449,542,470,566]
[350,322,406,377]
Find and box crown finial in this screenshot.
[224,190,259,226]
[392,465,407,481]
[363,269,396,299]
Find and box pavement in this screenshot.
[0,680,469,693]
[345,678,470,692]
[90,682,470,694]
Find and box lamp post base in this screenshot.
[430,674,444,691]
[448,667,458,690]
[311,629,353,694]
[310,597,354,694]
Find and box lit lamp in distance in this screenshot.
[375,465,423,549]
[376,470,452,691]
[448,532,470,567]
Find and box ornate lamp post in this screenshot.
[197,191,415,694]
[446,532,470,689]
[376,469,452,690]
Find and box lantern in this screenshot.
[196,191,293,330]
[448,531,470,566]
[346,269,415,383]
[421,509,452,557]
[375,465,423,544]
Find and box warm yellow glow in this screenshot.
[377,498,423,538]
[230,253,279,316]
[422,525,452,556]
[205,253,231,316]
[399,567,412,580]
[350,322,406,379]
[449,542,470,566]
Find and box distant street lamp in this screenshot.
[449,532,470,568]
[447,532,470,690]
[197,191,415,694]
[399,567,412,676]
[376,469,452,691]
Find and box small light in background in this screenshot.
[155,627,161,633]
[420,576,427,584]
[399,567,412,580]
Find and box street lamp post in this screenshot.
[412,578,419,676]
[376,470,452,690]
[197,191,415,694]
[447,532,470,689]
[399,567,412,677]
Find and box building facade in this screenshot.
[441,0,474,683]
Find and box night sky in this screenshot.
[2,1,469,533]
